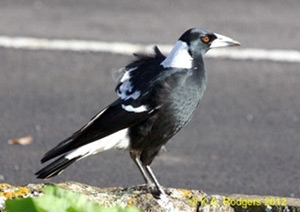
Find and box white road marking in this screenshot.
[0,35,299,63]
[206,48,300,63]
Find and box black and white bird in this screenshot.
[35,28,240,196]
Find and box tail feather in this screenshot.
[40,137,74,163]
[35,155,80,179]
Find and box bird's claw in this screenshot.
[146,183,166,199]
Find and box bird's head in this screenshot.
[180,28,240,57]
[161,28,240,69]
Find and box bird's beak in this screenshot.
[210,33,240,49]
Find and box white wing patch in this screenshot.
[121,104,148,113]
[120,70,131,82]
[161,40,193,69]
[65,128,130,160]
[117,67,141,100]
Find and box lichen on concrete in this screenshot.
[1,182,300,212]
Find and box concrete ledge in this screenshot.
[1,182,299,212]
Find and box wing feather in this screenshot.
[41,99,156,163]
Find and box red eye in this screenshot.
[201,35,210,43]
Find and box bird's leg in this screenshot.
[130,152,165,198]
[145,165,166,196]
[130,152,155,189]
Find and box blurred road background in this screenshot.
[0,0,299,197]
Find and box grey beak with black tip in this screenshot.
[210,33,241,49]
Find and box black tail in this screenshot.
[40,137,74,163]
[35,155,80,179]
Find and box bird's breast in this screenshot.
[129,69,206,151]
[170,84,205,129]
[159,69,207,134]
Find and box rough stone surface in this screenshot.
[1,182,300,212]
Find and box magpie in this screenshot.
[35,28,240,196]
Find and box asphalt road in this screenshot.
[0,0,300,197]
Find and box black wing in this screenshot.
[41,99,156,163]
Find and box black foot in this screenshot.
[151,189,163,199]
[127,184,167,199]
[147,184,167,199]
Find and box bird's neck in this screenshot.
[192,54,205,71]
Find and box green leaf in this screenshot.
[34,186,104,212]
[5,186,142,212]
[5,197,39,212]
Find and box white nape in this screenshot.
[161,40,193,69]
[65,128,130,160]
